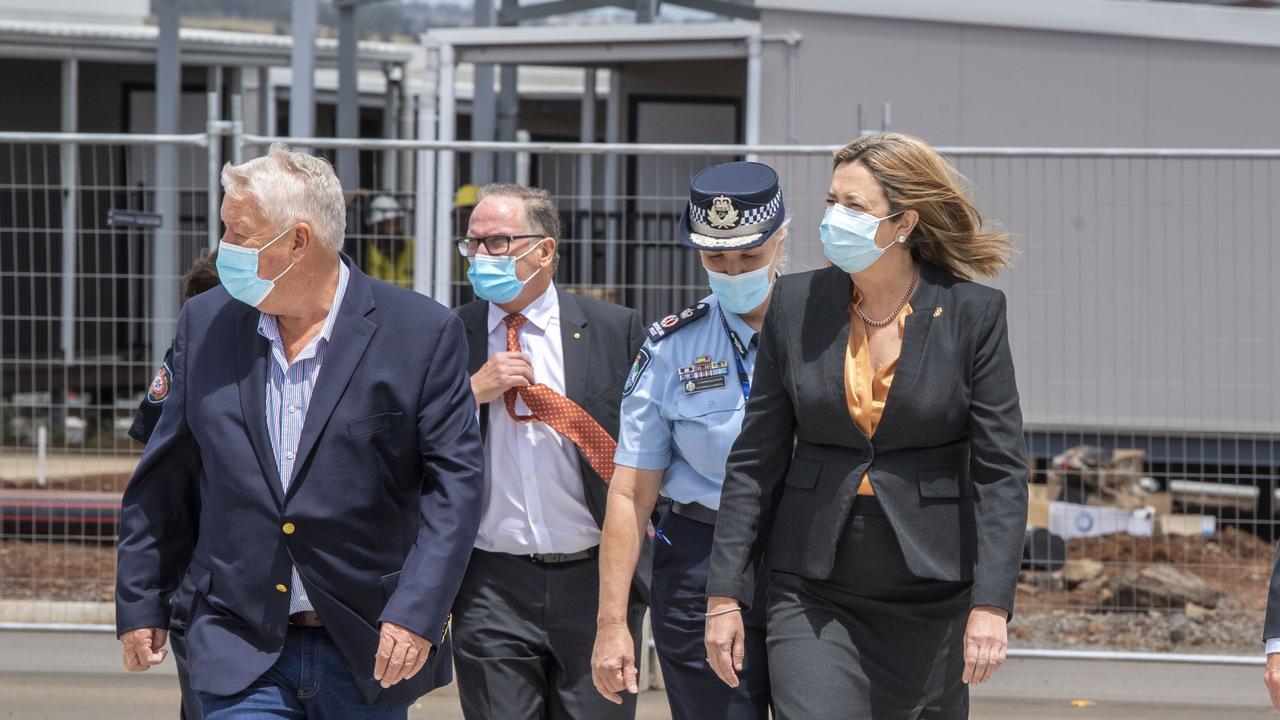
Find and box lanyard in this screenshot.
[717,307,752,401]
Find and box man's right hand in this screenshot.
[120,627,168,672]
[470,351,536,405]
[591,621,639,704]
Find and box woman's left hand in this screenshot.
[962,605,1009,685]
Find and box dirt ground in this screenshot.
[2,527,1274,654]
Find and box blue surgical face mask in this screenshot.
[216,227,296,308]
[466,238,545,304]
[819,204,904,274]
[706,243,781,315]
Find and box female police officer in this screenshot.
[590,161,785,720]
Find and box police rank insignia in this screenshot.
[678,356,729,394]
[646,302,709,342]
[146,363,172,404]
[707,195,739,230]
[623,347,651,398]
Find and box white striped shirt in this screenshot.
[257,261,349,615]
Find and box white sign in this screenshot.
[1048,502,1155,539]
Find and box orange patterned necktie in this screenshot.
[503,313,617,482]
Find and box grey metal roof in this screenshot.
[756,0,1280,49]
[0,18,416,67]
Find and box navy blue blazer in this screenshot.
[115,256,485,705]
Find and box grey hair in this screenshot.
[221,143,346,253]
[476,183,561,241]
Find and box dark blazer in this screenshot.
[456,286,652,602]
[706,263,1029,616]
[116,256,486,706]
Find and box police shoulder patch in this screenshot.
[645,302,709,343]
[146,362,172,405]
[622,347,652,398]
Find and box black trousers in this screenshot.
[767,497,973,720]
[651,509,771,720]
[452,549,645,720]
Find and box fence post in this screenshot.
[414,90,438,299]
[433,43,457,304]
[59,59,78,366]
[207,105,224,252]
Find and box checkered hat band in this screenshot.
[688,193,781,226]
[687,192,782,238]
[688,216,776,239]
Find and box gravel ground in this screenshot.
[1010,598,1264,655]
[3,525,1275,655]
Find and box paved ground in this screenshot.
[0,631,1275,719]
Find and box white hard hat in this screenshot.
[366,195,404,226]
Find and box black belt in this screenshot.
[526,546,597,564]
[670,501,718,526]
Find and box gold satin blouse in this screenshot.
[844,290,913,496]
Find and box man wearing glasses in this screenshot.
[451,184,648,720]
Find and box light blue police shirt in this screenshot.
[614,294,758,511]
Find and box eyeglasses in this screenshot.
[455,234,544,257]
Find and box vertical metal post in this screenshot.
[231,72,245,166]
[786,37,799,146]
[258,65,274,136]
[515,129,531,187]
[471,0,496,186]
[636,0,657,23]
[337,2,359,189]
[496,0,519,182]
[578,68,596,285]
[414,87,437,298]
[433,43,457,303]
[382,64,399,191]
[290,0,318,141]
[785,36,799,235]
[603,67,621,291]
[153,0,181,368]
[398,65,415,194]
[207,68,223,252]
[745,34,762,161]
[59,58,77,364]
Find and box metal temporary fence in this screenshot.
[1,127,1278,661]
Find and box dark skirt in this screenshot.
[766,496,973,720]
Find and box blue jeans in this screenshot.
[197,626,409,720]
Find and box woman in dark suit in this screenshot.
[703,133,1028,719]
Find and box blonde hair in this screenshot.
[833,133,1014,280]
[221,144,346,253]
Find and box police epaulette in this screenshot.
[645,302,709,343]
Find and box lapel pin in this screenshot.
[933,307,943,318]
[573,332,582,340]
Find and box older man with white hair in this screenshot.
[115,144,485,719]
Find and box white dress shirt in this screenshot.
[1267,638,1280,656]
[258,260,349,614]
[474,283,600,555]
